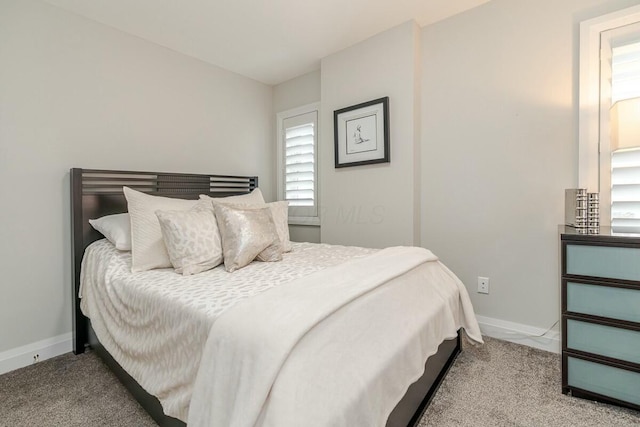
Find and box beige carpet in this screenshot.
[1,337,638,426]
[0,350,156,427]
[421,336,640,427]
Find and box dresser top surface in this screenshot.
[560,226,640,244]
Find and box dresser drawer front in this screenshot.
[566,282,640,323]
[567,319,640,364]
[565,244,640,281]
[567,357,640,406]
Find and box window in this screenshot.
[578,5,640,229]
[276,103,319,225]
[610,42,640,232]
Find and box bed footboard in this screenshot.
[88,324,461,427]
[387,332,461,427]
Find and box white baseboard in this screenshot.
[0,318,559,375]
[476,315,561,354]
[0,333,72,375]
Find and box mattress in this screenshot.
[80,239,377,420]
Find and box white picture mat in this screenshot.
[337,103,385,164]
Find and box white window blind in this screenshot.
[612,41,640,103]
[611,148,640,232]
[277,106,319,221]
[611,41,640,233]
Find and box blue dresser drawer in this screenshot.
[567,357,640,406]
[566,282,640,323]
[566,319,640,365]
[565,244,640,281]
[562,230,640,410]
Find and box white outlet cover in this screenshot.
[477,277,490,294]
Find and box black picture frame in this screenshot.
[334,97,390,168]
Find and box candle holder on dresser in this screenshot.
[587,192,599,234]
[565,189,600,234]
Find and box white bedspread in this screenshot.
[80,240,375,421]
[81,240,482,426]
[188,246,482,427]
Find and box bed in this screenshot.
[70,168,482,427]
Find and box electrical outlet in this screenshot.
[32,354,40,363]
[477,277,490,294]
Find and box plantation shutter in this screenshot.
[611,148,640,232]
[282,110,317,218]
[610,41,640,233]
[611,41,640,103]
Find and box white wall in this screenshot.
[420,0,640,330]
[4,0,638,359]
[320,21,422,248]
[273,70,321,113]
[273,71,322,243]
[0,0,273,353]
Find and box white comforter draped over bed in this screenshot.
[188,246,482,427]
[80,241,376,422]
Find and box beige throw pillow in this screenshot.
[264,201,292,253]
[213,203,283,272]
[123,187,199,272]
[223,201,292,252]
[156,204,223,276]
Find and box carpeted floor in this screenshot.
[1,337,638,426]
[0,348,156,427]
[421,337,639,426]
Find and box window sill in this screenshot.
[288,216,320,227]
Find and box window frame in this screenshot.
[276,102,320,226]
[578,4,640,226]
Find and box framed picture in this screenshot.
[334,97,389,168]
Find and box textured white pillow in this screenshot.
[199,188,265,205]
[88,213,131,251]
[225,201,292,252]
[156,205,223,276]
[123,187,199,272]
[213,203,282,272]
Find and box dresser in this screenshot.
[561,226,640,411]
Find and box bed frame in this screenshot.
[70,167,460,427]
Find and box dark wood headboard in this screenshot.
[70,168,258,355]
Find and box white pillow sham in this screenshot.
[88,213,131,251]
[199,188,265,205]
[123,187,200,272]
[156,204,223,276]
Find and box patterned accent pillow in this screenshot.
[213,203,283,272]
[123,187,200,272]
[156,204,223,276]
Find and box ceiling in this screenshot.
[42,0,490,85]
